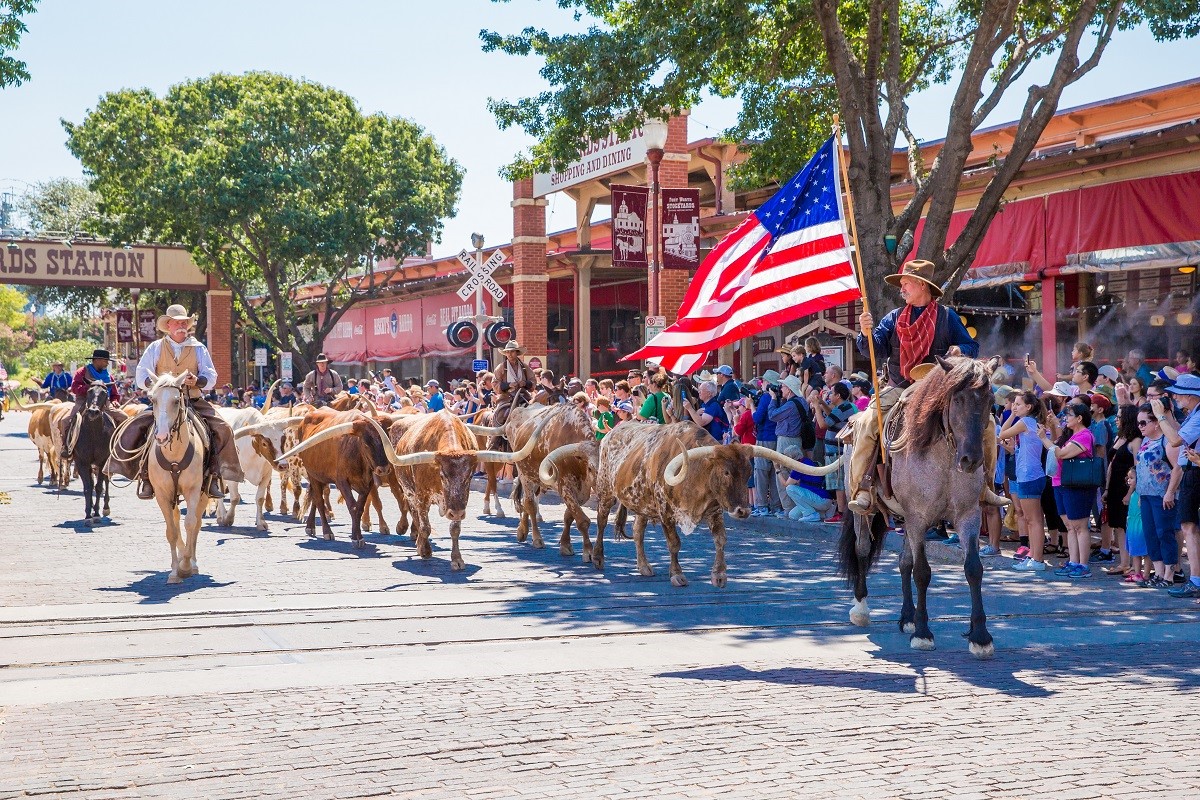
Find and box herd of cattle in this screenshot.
[14,381,836,588]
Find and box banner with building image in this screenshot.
[610,185,649,269]
[661,188,700,270]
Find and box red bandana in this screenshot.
[895,302,938,381]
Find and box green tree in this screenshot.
[32,313,103,345]
[63,71,464,374]
[0,284,26,328]
[25,338,96,381]
[0,322,32,368]
[0,0,36,90]
[0,284,31,367]
[483,0,1200,314]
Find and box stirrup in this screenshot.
[207,474,225,498]
[847,492,873,515]
[137,479,154,500]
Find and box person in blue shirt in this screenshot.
[683,380,729,442]
[1154,375,1200,597]
[41,361,72,401]
[425,379,445,412]
[714,365,741,404]
[751,370,782,516]
[781,446,834,523]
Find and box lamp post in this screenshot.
[642,117,669,320]
[129,287,141,364]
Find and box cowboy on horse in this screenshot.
[60,349,120,460]
[491,340,536,428]
[846,259,1004,515]
[105,304,245,500]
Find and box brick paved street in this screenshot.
[3,411,1200,799]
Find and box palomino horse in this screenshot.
[837,355,1003,659]
[144,371,210,584]
[74,382,119,524]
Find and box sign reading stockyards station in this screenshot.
[0,239,208,290]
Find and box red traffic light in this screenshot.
[447,321,479,349]
[484,321,513,349]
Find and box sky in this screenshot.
[0,2,1196,260]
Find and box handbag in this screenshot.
[1004,452,1017,481]
[1059,454,1105,488]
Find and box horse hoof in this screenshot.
[559,546,574,557]
[531,538,545,550]
[323,532,334,541]
[850,599,870,627]
[910,636,936,651]
[353,539,364,550]
[305,527,316,537]
[901,622,916,634]
[257,524,269,533]
[710,571,727,589]
[582,550,592,564]
[379,524,391,536]
[167,573,182,585]
[450,558,465,571]
[670,573,688,588]
[969,641,995,660]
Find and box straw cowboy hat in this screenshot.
[884,259,944,299]
[501,341,525,355]
[781,375,806,396]
[908,362,936,382]
[156,304,196,333]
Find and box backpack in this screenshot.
[791,396,816,451]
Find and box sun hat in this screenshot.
[850,371,869,382]
[781,375,806,396]
[1097,364,1120,382]
[993,384,1015,401]
[1158,366,1180,382]
[156,304,196,333]
[715,365,734,377]
[883,259,943,298]
[51,359,63,366]
[1166,373,1200,397]
[761,369,781,386]
[502,341,524,354]
[1044,381,1074,398]
[315,353,330,363]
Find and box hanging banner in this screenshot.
[661,187,701,270]
[116,310,134,343]
[138,310,157,342]
[610,185,649,269]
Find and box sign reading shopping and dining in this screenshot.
[610,185,649,269]
[661,188,701,270]
[0,240,207,289]
[532,127,652,197]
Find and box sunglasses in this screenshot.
[1137,420,1154,427]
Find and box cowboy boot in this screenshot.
[848,472,876,515]
[137,456,154,500]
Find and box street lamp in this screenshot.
[642,117,669,319]
[129,287,142,363]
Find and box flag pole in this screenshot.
[832,116,887,465]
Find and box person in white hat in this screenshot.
[302,353,343,406]
[107,303,244,500]
[849,259,991,514]
[493,341,536,427]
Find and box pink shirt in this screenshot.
[1051,428,1095,487]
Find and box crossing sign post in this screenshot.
[456,235,508,361]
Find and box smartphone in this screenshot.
[1024,352,1031,364]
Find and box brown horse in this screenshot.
[837,355,1002,659]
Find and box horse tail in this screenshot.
[836,511,889,588]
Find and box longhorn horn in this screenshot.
[539,441,587,484]
[465,423,505,437]
[356,414,439,467]
[751,445,844,476]
[274,421,359,464]
[17,401,58,410]
[260,378,282,415]
[234,418,304,439]
[664,443,716,487]
[475,414,550,464]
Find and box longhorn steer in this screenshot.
[220,408,293,531]
[368,411,544,570]
[570,421,841,587]
[473,404,596,556]
[275,409,392,548]
[23,401,65,485]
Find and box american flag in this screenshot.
[625,136,861,375]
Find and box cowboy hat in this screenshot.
[781,375,806,396]
[502,341,524,355]
[1157,366,1180,382]
[883,259,944,299]
[775,346,794,355]
[315,353,330,363]
[156,303,196,333]
[694,370,715,382]
[992,384,1015,401]
[91,349,111,361]
[1044,381,1074,398]
[761,369,781,387]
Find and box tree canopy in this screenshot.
[0,0,36,90]
[64,71,464,373]
[483,0,1200,314]
[0,285,31,370]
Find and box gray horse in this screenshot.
[838,355,1003,659]
[73,381,119,525]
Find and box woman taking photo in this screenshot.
[1133,404,1182,588]
[1038,400,1097,578]
[1000,390,1050,572]
[1102,405,1140,576]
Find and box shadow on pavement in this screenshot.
[657,664,919,694]
[96,570,237,603]
[296,537,386,558]
[390,557,482,583]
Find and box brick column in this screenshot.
[657,114,691,325]
[511,178,549,360]
[205,274,233,387]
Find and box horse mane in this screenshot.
[902,358,992,451]
[148,372,188,396]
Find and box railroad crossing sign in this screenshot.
[456,248,507,302]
